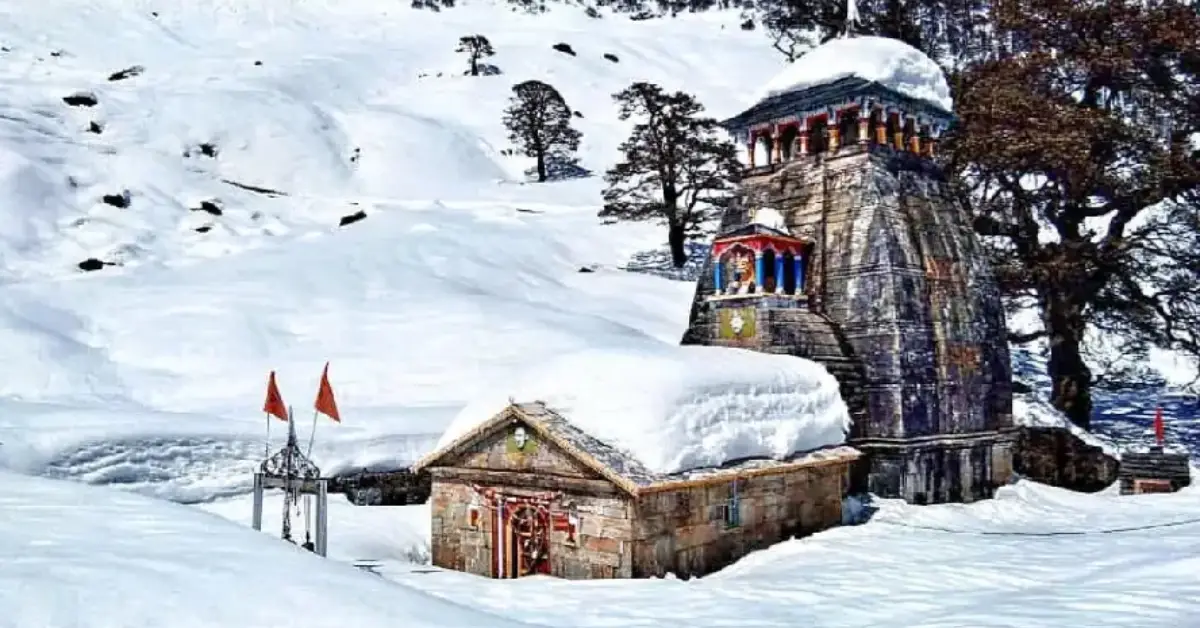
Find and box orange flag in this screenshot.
[315,362,340,423]
[1154,406,1165,445]
[263,371,289,422]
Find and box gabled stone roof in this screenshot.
[413,401,861,496]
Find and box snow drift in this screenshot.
[0,471,525,628]
[441,345,851,474]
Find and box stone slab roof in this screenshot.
[413,401,861,496]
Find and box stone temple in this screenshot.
[681,35,1016,504]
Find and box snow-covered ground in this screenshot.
[2,1,1199,626]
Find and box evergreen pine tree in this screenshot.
[456,35,495,76]
[600,82,741,268]
[503,80,582,183]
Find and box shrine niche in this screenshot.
[413,401,859,580]
[709,218,811,300]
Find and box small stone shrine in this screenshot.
[682,35,1016,504]
[413,401,859,580]
[1118,409,1192,495]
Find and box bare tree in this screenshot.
[945,0,1200,428]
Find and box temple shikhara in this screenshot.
[683,35,1016,505]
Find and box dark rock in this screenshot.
[339,210,367,226]
[328,467,431,506]
[87,121,103,134]
[50,50,63,58]
[198,142,218,158]
[194,225,213,233]
[107,65,144,81]
[585,6,601,18]
[1012,380,1033,394]
[192,200,223,216]
[740,18,755,30]
[573,110,583,118]
[101,191,130,208]
[221,179,287,197]
[552,42,576,56]
[578,266,595,273]
[254,60,262,66]
[78,258,106,271]
[151,11,158,17]
[63,92,98,107]
[1014,426,1119,492]
[603,52,619,63]
[630,11,654,21]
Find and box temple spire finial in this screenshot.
[844,0,860,38]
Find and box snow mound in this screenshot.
[441,345,851,475]
[754,35,952,112]
[1013,394,1120,457]
[0,472,525,628]
[752,206,790,233]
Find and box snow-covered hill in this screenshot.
[0,0,793,500]
[2,1,1199,626]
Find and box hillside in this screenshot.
[0,0,794,501]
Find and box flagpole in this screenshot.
[306,407,319,458]
[264,411,271,458]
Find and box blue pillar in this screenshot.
[713,261,724,293]
[774,256,785,293]
[755,254,765,293]
[795,257,805,293]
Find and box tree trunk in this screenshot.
[668,223,687,268]
[536,151,546,182]
[469,55,478,76]
[1044,291,1093,430]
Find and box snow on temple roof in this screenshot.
[433,345,852,477]
[753,35,952,112]
[751,207,790,233]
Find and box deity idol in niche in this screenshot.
[727,249,757,295]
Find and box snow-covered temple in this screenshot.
[414,346,859,579]
[683,34,1017,504]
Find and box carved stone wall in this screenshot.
[429,474,635,578]
[428,425,635,579]
[683,144,1015,503]
[630,462,848,579]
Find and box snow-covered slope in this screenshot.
[0,471,523,628]
[0,0,794,500]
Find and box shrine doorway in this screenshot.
[493,498,551,578]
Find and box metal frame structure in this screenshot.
[251,414,329,557]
